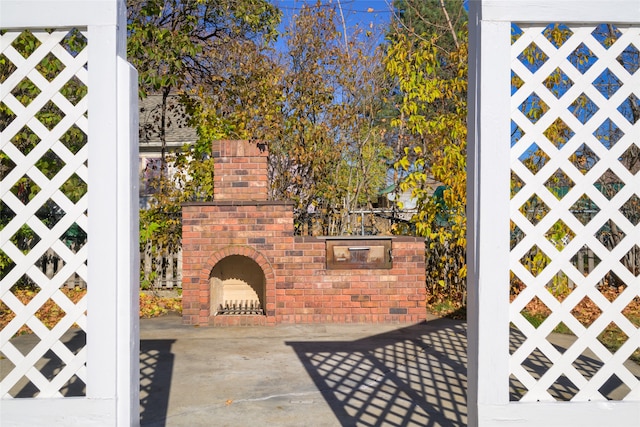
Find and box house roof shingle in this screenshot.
[139,94,198,152]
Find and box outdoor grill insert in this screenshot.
[325,237,392,269]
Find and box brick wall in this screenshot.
[182,201,426,326]
[275,236,426,324]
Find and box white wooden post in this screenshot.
[468,1,640,426]
[0,1,139,425]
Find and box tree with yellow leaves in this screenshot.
[385,0,468,305]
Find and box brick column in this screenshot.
[212,140,268,201]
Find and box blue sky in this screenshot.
[272,0,393,39]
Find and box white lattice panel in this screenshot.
[509,23,640,402]
[1,28,89,398]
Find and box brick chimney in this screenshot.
[212,140,268,201]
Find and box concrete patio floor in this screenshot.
[4,314,638,426]
[139,314,640,426]
[139,314,468,427]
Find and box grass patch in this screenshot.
[426,293,466,320]
[520,311,546,329]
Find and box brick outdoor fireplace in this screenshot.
[181,140,427,326]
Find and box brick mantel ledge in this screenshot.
[183,200,295,207]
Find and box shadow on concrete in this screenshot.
[509,326,640,401]
[287,319,468,427]
[140,339,176,427]
[1,328,86,398]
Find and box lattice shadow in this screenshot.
[139,339,176,427]
[509,328,640,401]
[287,320,468,427]
[0,328,86,398]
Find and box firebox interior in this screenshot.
[210,255,265,315]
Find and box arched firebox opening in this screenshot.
[210,255,265,316]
